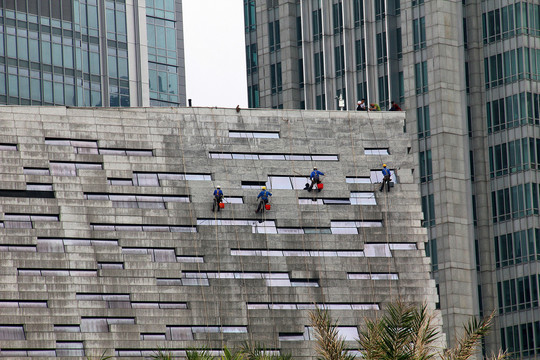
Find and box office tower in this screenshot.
[0,106,438,359]
[244,0,540,356]
[0,0,186,107]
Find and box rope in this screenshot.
[175,108,212,338]
[364,110,403,301]
[215,109,280,349]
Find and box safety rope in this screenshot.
[176,108,212,337]
[364,110,402,301]
[198,109,259,348]
[346,111,378,307]
[296,110,331,311]
[215,109,280,349]
[242,109,282,350]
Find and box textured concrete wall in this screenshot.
[0,106,439,359]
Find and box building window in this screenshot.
[312,9,322,41]
[376,32,387,64]
[246,44,258,75]
[486,92,540,133]
[298,59,304,88]
[332,2,343,33]
[491,183,539,223]
[268,20,281,52]
[375,0,385,21]
[355,39,366,70]
[482,3,540,44]
[247,85,259,108]
[357,82,367,101]
[417,106,430,138]
[270,63,282,94]
[412,0,424,6]
[419,149,433,183]
[415,61,428,94]
[413,17,426,51]
[398,72,404,103]
[488,138,539,178]
[316,94,326,110]
[463,18,468,48]
[421,194,435,227]
[494,228,540,268]
[296,16,302,45]
[497,275,539,315]
[396,28,402,59]
[314,52,324,84]
[244,0,256,32]
[425,238,438,271]
[334,45,345,77]
[378,76,388,109]
[353,0,364,27]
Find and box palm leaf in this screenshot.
[442,310,495,360]
[309,306,355,360]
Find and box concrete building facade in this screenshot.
[0,0,186,107]
[243,0,540,356]
[0,106,437,359]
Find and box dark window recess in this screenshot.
[0,143,18,151]
[241,180,267,188]
[0,189,55,199]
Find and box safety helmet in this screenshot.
[262,186,266,190]
[217,185,221,188]
[313,167,317,170]
[383,164,387,167]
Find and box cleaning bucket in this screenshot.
[219,202,225,209]
[265,204,271,211]
[317,183,324,190]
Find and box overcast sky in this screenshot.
[183,0,248,108]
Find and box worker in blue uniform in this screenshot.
[380,164,391,192]
[308,167,325,192]
[255,186,272,213]
[212,185,224,212]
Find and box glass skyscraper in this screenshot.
[244,0,540,357]
[0,0,186,107]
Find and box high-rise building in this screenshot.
[243,0,540,357]
[0,106,438,359]
[0,0,186,107]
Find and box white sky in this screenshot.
[182,0,248,108]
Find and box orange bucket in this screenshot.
[317,183,324,190]
[219,202,225,209]
[265,204,271,211]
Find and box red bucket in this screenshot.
[317,183,324,190]
[219,202,225,209]
[265,204,271,211]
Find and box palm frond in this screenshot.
[487,349,508,360]
[221,346,244,360]
[309,306,355,360]
[151,348,174,360]
[358,301,440,360]
[442,310,495,360]
[186,348,215,360]
[86,350,114,360]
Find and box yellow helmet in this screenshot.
[383,164,387,167]
[262,186,266,190]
